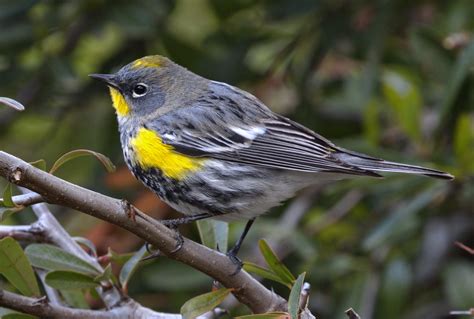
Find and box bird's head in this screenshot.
[90,55,199,119]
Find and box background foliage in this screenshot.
[1,0,473,318]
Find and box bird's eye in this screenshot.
[132,83,148,98]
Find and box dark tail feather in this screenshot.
[334,151,454,180]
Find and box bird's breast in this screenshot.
[126,127,205,180]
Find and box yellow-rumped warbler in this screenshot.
[90,55,453,265]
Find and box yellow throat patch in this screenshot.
[109,87,130,116]
[131,128,204,179]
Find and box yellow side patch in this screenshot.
[131,128,204,179]
[109,87,130,116]
[132,56,163,69]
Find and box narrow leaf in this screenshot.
[236,312,291,319]
[258,240,295,286]
[0,97,25,111]
[94,263,114,283]
[2,184,16,208]
[45,270,99,290]
[196,220,228,252]
[181,288,232,319]
[119,245,147,289]
[29,159,47,171]
[50,149,116,174]
[0,237,40,296]
[288,272,305,319]
[25,244,100,276]
[243,262,291,288]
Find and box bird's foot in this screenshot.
[121,199,137,222]
[160,220,184,254]
[226,247,243,276]
[141,242,161,261]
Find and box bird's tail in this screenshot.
[334,150,454,180]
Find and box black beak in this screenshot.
[89,73,120,90]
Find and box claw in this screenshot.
[170,231,184,253]
[121,199,137,222]
[226,248,243,275]
[142,243,161,261]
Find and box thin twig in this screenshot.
[345,308,361,319]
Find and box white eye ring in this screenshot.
[132,83,148,98]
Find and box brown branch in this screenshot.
[0,151,287,313]
[0,289,182,319]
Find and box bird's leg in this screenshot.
[160,213,215,254]
[141,243,161,261]
[227,218,256,275]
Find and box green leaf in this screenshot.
[363,98,381,146]
[94,263,115,284]
[243,262,291,288]
[60,290,90,309]
[2,184,16,208]
[258,239,295,286]
[0,307,37,319]
[236,312,290,319]
[49,149,116,174]
[381,69,422,141]
[288,272,305,319]
[454,114,474,173]
[0,206,23,222]
[45,270,99,290]
[196,219,228,252]
[106,248,134,266]
[25,244,100,276]
[0,97,25,111]
[119,245,147,289]
[180,288,232,319]
[0,237,40,297]
[29,159,46,171]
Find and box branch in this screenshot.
[0,289,183,319]
[0,151,287,313]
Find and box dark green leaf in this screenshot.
[0,206,23,222]
[236,312,291,319]
[49,149,116,174]
[443,261,474,309]
[180,288,232,319]
[258,239,295,286]
[60,290,90,309]
[288,272,305,319]
[196,219,228,252]
[94,263,115,284]
[0,306,37,319]
[243,262,291,288]
[454,114,474,173]
[119,245,147,289]
[45,270,99,290]
[0,237,40,296]
[378,259,412,319]
[25,244,101,276]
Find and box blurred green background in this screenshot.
[1,0,473,318]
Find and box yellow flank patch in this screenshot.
[131,128,204,179]
[109,87,130,116]
[132,56,163,69]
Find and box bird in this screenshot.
[90,55,453,267]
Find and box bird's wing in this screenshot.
[151,82,381,177]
